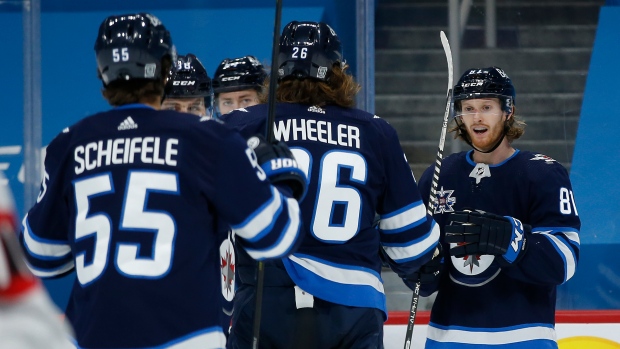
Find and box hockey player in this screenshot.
[162,53,214,118]
[164,52,235,334]
[221,21,440,348]
[417,67,581,348]
[0,173,73,349]
[212,55,267,116]
[19,13,307,349]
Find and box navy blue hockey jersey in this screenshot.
[418,150,581,349]
[20,104,303,349]
[222,103,439,318]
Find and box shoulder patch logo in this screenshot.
[118,116,138,131]
[307,106,326,114]
[530,154,556,164]
[433,186,456,214]
[220,232,236,302]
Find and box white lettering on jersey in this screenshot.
[273,119,360,149]
[74,137,179,174]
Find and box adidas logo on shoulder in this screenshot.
[118,116,138,131]
[308,105,325,114]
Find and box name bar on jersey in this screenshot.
[274,118,360,149]
[74,137,179,175]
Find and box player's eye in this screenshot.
[162,105,176,111]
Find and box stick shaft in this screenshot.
[253,2,282,348]
[403,31,453,349]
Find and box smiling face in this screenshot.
[216,89,260,115]
[457,98,509,152]
[161,97,207,117]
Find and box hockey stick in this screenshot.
[252,1,282,348]
[402,30,453,349]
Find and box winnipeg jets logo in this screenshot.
[433,186,456,214]
[530,153,556,164]
[450,243,500,287]
[461,250,481,273]
[220,236,236,301]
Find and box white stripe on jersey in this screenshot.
[245,195,301,260]
[71,327,227,349]
[383,221,440,262]
[427,323,556,345]
[22,214,71,258]
[231,187,283,241]
[535,230,578,282]
[379,201,427,232]
[288,254,384,293]
[28,260,74,278]
[166,329,226,349]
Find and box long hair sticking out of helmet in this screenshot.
[260,63,359,107]
[450,67,526,153]
[165,53,214,114]
[264,21,360,108]
[94,13,176,106]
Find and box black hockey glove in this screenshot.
[445,209,530,265]
[247,134,308,201]
[405,244,444,285]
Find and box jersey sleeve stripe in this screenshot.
[382,221,440,262]
[378,200,426,232]
[244,196,301,260]
[536,231,577,282]
[533,227,580,247]
[231,187,283,241]
[21,214,71,259]
[26,260,75,278]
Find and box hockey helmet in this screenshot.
[277,21,343,81]
[453,67,516,113]
[212,56,267,94]
[94,13,176,86]
[166,54,213,109]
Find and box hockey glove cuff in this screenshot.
[248,135,308,201]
